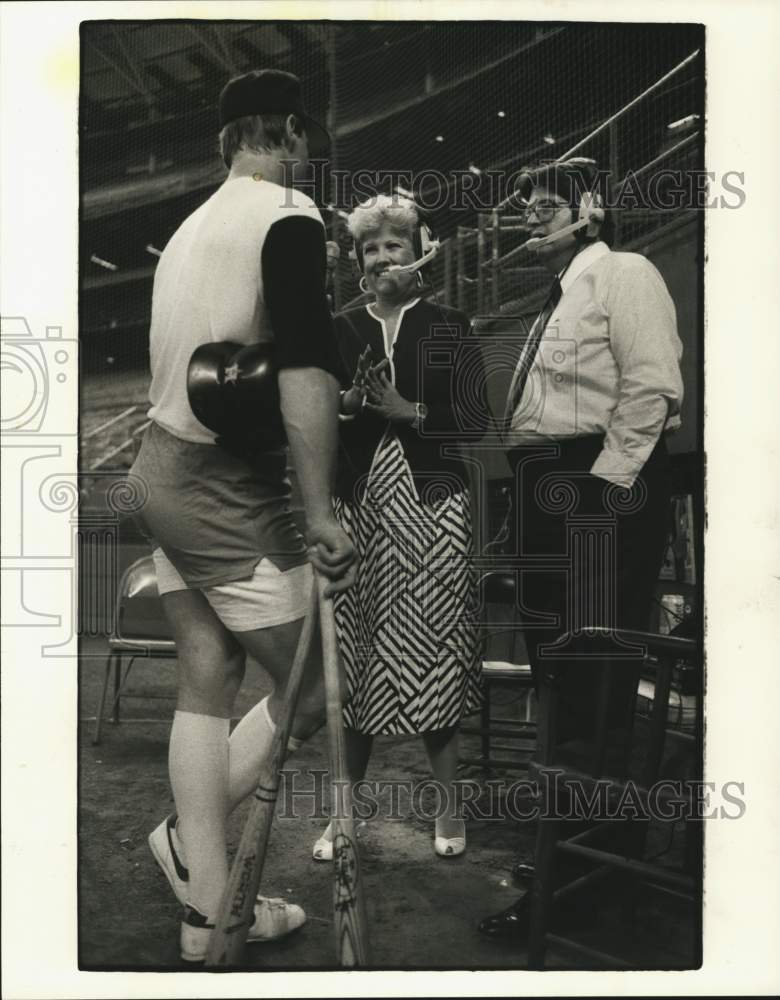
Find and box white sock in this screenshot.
[172,700,307,882]
[169,711,230,917]
[227,695,307,810]
[227,695,278,809]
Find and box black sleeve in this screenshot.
[261,215,341,377]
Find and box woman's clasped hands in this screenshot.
[342,347,416,423]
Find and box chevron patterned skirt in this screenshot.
[334,433,483,735]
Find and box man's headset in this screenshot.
[523,190,605,251]
[516,158,606,252]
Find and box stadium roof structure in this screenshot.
[80,20,703,328]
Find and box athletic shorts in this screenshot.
[130,420,307,589]
[153,546,313,632]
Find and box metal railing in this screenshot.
[445,49,702,321]
[82,405,151,474]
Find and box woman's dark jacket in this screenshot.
[332,298,489,504]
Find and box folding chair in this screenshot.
[92,555,177,744]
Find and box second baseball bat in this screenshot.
[317,575,371,966]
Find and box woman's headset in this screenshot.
[350,206,440,275]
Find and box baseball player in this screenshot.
[130,69,355,962]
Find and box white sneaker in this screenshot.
[312,821,333,862]
[180,897,307,963]
[148,813,188,904]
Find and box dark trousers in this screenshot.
[507,435,672,741]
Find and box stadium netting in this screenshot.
[80,20,704,471]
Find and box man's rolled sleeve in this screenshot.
[591,256,683,486]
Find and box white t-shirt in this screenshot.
[147,177,324,444]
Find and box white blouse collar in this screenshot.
[366,297,421,356]
[365,296,421,323]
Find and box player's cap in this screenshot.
[218,69,331,156]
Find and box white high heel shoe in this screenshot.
[434,819,466,857]
[312,821,333,862]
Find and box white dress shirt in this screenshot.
[505,241,684,486]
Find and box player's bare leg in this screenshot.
[154,588,323,959]
[162,589,245,921]
[226,613,327,806]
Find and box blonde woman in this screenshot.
[313,195,487,861]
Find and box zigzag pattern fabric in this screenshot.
[334,432,483,735]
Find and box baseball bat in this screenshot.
[204,576,319,968]
[317,574,371,966]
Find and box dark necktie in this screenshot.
[504,277,563,429]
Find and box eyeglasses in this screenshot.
[520,199,569,223]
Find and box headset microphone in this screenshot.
[352,215,441,276]
[523,218,589,250]
[385,241,441,274]
[522,190,605,252]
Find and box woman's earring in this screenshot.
[359,275,371,295]
[416,271,424,287]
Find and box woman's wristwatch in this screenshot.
[411,401,428,430]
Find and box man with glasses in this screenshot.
[478,158,684,939]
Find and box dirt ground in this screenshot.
[76,462,697,972]
[79,643,533,971]
[78,633,697,972]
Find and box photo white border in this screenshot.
[2,1,779,996]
